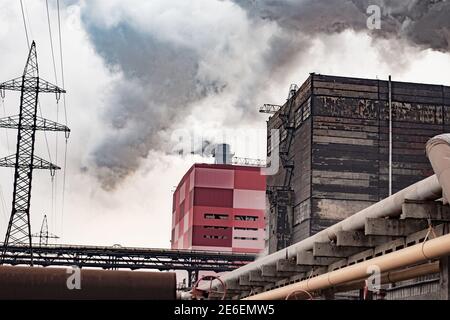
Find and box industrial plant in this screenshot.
[2,0,450,308]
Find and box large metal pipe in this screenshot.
[283,262,439,299]
[0,266,177,299]
[333,262,439,295]
[427,134,450,204]
[244,233,450,300]
[218,174,441,284]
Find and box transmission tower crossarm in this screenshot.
[0,154,60,170]
[32,155,61,171]
[0,115,70,132]
[0,77,65,94]
[0,154,15,167]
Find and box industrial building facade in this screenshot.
[171,163,266,253]
[267,73,450,253]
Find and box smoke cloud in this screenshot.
[234,0,450,51]
[79,0,450,190]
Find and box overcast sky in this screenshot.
[1,0,450,249]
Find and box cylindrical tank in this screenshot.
[0,265,176,300]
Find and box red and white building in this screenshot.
[171,163,266,254]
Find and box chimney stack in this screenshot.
[212,144,233,165]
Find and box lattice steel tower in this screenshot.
[32,215,60,246]
[0,42,69,264]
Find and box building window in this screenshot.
[295,106,303,128]
[203,235,228,239]
[234,215,258,221]
[204,213,229,220]
[303,98,311,120]
[234,227,258,231]
[233,236,258,241]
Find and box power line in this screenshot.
[0,186,8,226]
[23,0,34,44]
[45,0,59,85]
[1,100,10,153]
[57,0,68,127]
[61,138,68,236]
[57,0,69,237]
[19,0,30,49]
[57,0,65,90]
[45,0,60,235]
[0,95,12,230]
[1,97,13,180]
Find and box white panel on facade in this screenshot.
[233,189,266,209]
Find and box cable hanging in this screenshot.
[57,0,69,237]
[0,187,8,226]
[1,95,13,180]
[45,0,58,86]
[19,0,30,49]
[45,0,60,235]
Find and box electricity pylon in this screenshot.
[0,41,70,265]
[32,215,59,246]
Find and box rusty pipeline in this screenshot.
[0,265,176,300]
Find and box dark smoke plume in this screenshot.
[81,0,450,190]
[234,0,450,51]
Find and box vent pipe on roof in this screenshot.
[212,144,234,165]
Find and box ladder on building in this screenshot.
[267,84,298,252]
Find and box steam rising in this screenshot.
[81,0,450,190]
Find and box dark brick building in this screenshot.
[267,73,450,253]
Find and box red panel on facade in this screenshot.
[187,227,192,248]
[189,189,194,209]
[185,175,190,204]
[195,167,234,189]
[174,208,179,228]
[178,215,184,237]
[192,225,232,247]
[193,187,233,208]
[232,247,262,254]
[178,200,185,223]
[234,168,266,190]
[183,233,189,249]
